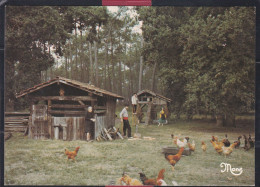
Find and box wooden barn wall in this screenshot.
[52,117,85,140]
[30,105,49,139]
[105,98,116,129]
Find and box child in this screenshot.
[158,108,167,126]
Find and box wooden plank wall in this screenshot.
[105,98,116,129]
[4,112,29,133]
[95,115,105,139]
[52,117,85,140]
[31,105,49,139]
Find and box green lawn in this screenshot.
[4,120,255,186]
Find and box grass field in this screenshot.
[4,119,255,186]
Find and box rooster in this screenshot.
[234,136,242,149]
[156,169,167,186]
[65,146,80,162]
[165,147,185,171]
[201,141,207,152]
[139,169,166,186]
[222,142,238,157]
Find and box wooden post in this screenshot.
[54,127,59,140]
[145,102,152,125]
[47,100,52,138]
[63,126,67,140]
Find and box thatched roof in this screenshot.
[16,76,124,99]
[137,89,171,102]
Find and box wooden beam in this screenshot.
[94,106,107,110]
[104,128,113,141]
[32,96,97,101]
[51,104,86,109]
[113,127,124,139]
[78,100,85,106]
[49,110,85,115]
[94,110,106,114]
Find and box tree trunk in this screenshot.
[80,30,84,82]
[151,61,157,91]
[216,114,224,127]
[94,41,99,87]
[138,38,144,92]
[105,42,111,91]
[69,41,73,79]
[65,56,68,78]
[224,113,236,127]
[74,24,78,80]
[110,38,115,92]
[89,42,94,85]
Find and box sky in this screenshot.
[107,6,142,34]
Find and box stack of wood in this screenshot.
[5,112,29,133]
[96,127,124,141]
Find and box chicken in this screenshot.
[212,135,218,142]
[210,140,223,154]
[156,169,167,186]
[243,135,250,150]
[188,140,195,152]
[65,146,80,161]
[222,134,230,147]
[165,147,185,171]
[234,136,242,149]
[222,142,238,157]
[119,173,143,186]
[171,134,177,144]
[176,137,189,148]
[201,141,207,152]
[248,134,255,148]
[139,169,166,186]
[138,173,157,185]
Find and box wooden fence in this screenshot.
[5,112,29,133]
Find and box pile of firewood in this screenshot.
[96,127,124,141]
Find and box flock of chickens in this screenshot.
[63,133,254,186]
[164,133,255,172]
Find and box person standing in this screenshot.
[120,104,132,138]
[158,107,167,126]
[131,93,138,114]
[85,106,95,141]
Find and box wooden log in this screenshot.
[51,104,85,109]
[5,112,30,116]
[94,106,107,110]
[162,146,191,156]
[49,110,85,115]
[32,96,97,102]
[78,100,86,107]
[113,127,124,139]
[104,128,113,141]
[94,110,106,114]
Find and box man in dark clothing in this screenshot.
[85,106,95,141]
[120,103,132,138]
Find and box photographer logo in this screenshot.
[220,162,243,176]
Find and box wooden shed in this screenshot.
[16,76,124,140]
[137,90,171,124]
